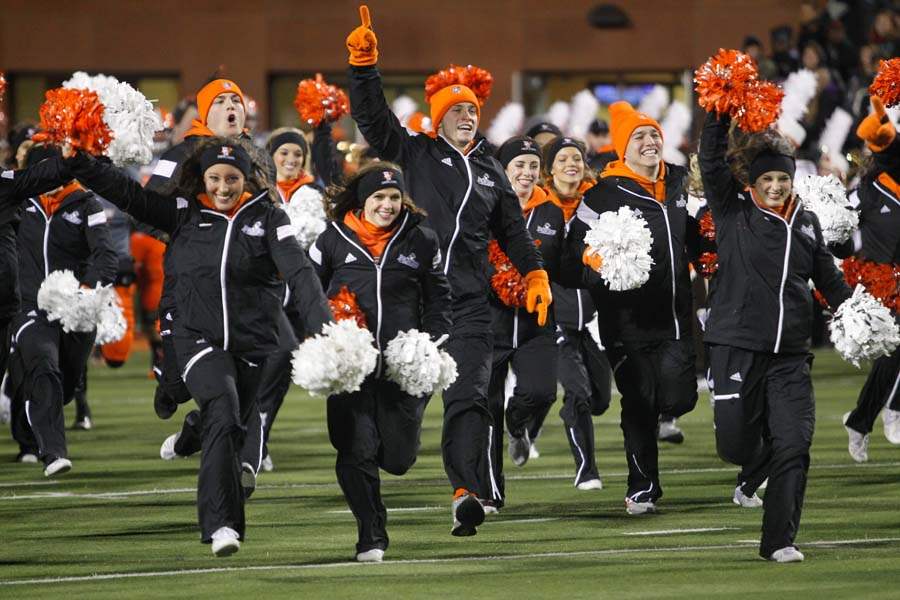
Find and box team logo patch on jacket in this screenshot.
[881,205,892,214]
[800,224,816,241]
[536,222,557,236]
[26,205,36,213]
[676,196,687,208]
[441,157,453,167]
[476,173,495,188]
[61,211,82,225]
[344,252,357,264]
[397,253,419,269]
[241,221,265,237]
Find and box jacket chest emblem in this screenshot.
[800,224,816,241]
[676,197,687,208]
[441,157,453,167]
[344,252,358,264]
[476,173,495,188]
[241,221,265,237]
[536,222,557,236]
[881,204,891,214]
[397,253,420,269]
[61,211,82,225]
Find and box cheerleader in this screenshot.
[309,162,451,562]
[346,5,548,535]
[567,102,701,516]
[485,136,565,509]
[68,139,332,556]
[5,145,117,473]
[698,111,852,562]
[832,97,900,458]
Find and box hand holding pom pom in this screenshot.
[384,329,458,397]
[328,286,368,329]
[291,320,378,396]
[583,207,655,291]
[830,285,900,367]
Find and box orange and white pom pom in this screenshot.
[424,64,493,106]
[294,74,350,127]
[869,58,900,108]
[34,88,113,156]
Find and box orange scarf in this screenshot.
[601,159,667,203]
[522,186,549,216]
[276,174,315,203]
[343,210,397,259]
[878,172,900,199]
[748,187,797,221]
[545,180,595,221]
[39,181,83,216]
[197,191,253,218]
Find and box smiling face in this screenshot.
[550,147,585,189]
[505,153,541,201]
[205,93,246,137]
[203,163,246,211]
[440,102,478,149]
[273,143,306,180]
[753,170,793,208]
[623,125,662,173]
[363,187,403,228]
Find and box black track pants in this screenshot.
[256,350,292,458]
[177,340,264,542]
[708,344,814,558]
[327,377,427,553]
[8,313,94,463]
[611,337,697,502]
[844,348,900,434]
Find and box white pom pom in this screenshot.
[794,173,859,244]
[37,270,125,341]
[778,69,817,123]
[384,329,458,396]
[64,71,163,166]
[547,101,571,131]
[583,207,655,291]
[280,186,327,249]
[391,94,418,124]
[567,90,600,139]
[486,102,525,146]
[819,107,853,174]
[291,320,378,396]
[638,85,670,120]
[661,101,692,166]
[830,285,900,368]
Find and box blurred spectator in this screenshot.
[742,35,778,80]
[870,8,898,57]
[823,19,858,86]
[770,25,800,77]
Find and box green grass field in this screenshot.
[1,348,898,599]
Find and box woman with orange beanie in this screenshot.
[309,162,451,562]
[566,101,702,516]
[346,5,548,536]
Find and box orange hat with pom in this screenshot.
[429,85,480,139]
[609,101,663,159]
[196,79,245,124]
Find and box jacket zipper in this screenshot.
[331,212,410,372]
[750,198,797,354]
[440,137,483,277]
[616,185,680,339]
[29,199,52,278]
[199,193,264,351]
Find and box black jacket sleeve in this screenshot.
[311,121,343,187]
[80,196,119,287]
[1,156,71,205]
[811,213,852,309]
[491,183,543,276]
[67,153,180,234]
[308,228,334,290]
[268,210,333,337]
[699,112,741,218]
[418,227,452,340]
[349,65,416,165]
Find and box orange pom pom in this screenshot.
[698,251,718,278]
[425,64,493,106]
[699,211,716,242]
[33,87,112,156]
[0,73,6,102]
[694,49,782,133]
[488,239,526,307]
[869,58,900,108]
[294,74,350,127]
[328,285,368,328]
[841,257,900,313]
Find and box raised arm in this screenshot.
[311,121,343,187]
[698,112,741,218]
[2,155,71,204]
[67,152,180,234]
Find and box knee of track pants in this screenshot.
[381,453,416,477]
[714,431,764,467]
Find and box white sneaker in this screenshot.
[508,431,531,467]
[356,548,384,563]
[17,452,39,464]
[843,412,869,463]
[529,443,540,459]
[576,478,603,491]
[733,485,763,508]
[625,497,656,515]
[73,417,92,430]
[769,546,804,563]
[44,457,72,477]
[883,408,900,445]
[211,526,240,557]
[480,499,500,515]
[0,391,10,424]
[758,478,768,490]
[159,432,181,460]
[657,418,684,444]
[261,453,274,472]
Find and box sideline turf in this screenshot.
[1,349,898,599]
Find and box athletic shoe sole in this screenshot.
[451,495,485,536]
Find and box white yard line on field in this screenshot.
[2,537,898,587]
[622,527,739,536]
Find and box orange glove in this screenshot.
[856,96,896,152]
[582,246,603,272]
[346,5,378,67]
[524,269,552,326]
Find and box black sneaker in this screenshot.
[451,492,485,536]
[154,386,178,420]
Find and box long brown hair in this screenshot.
[325,161,425,220]
[164,136,275,203]
[725,122,795,187]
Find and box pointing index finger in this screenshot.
[359,5,371,28]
